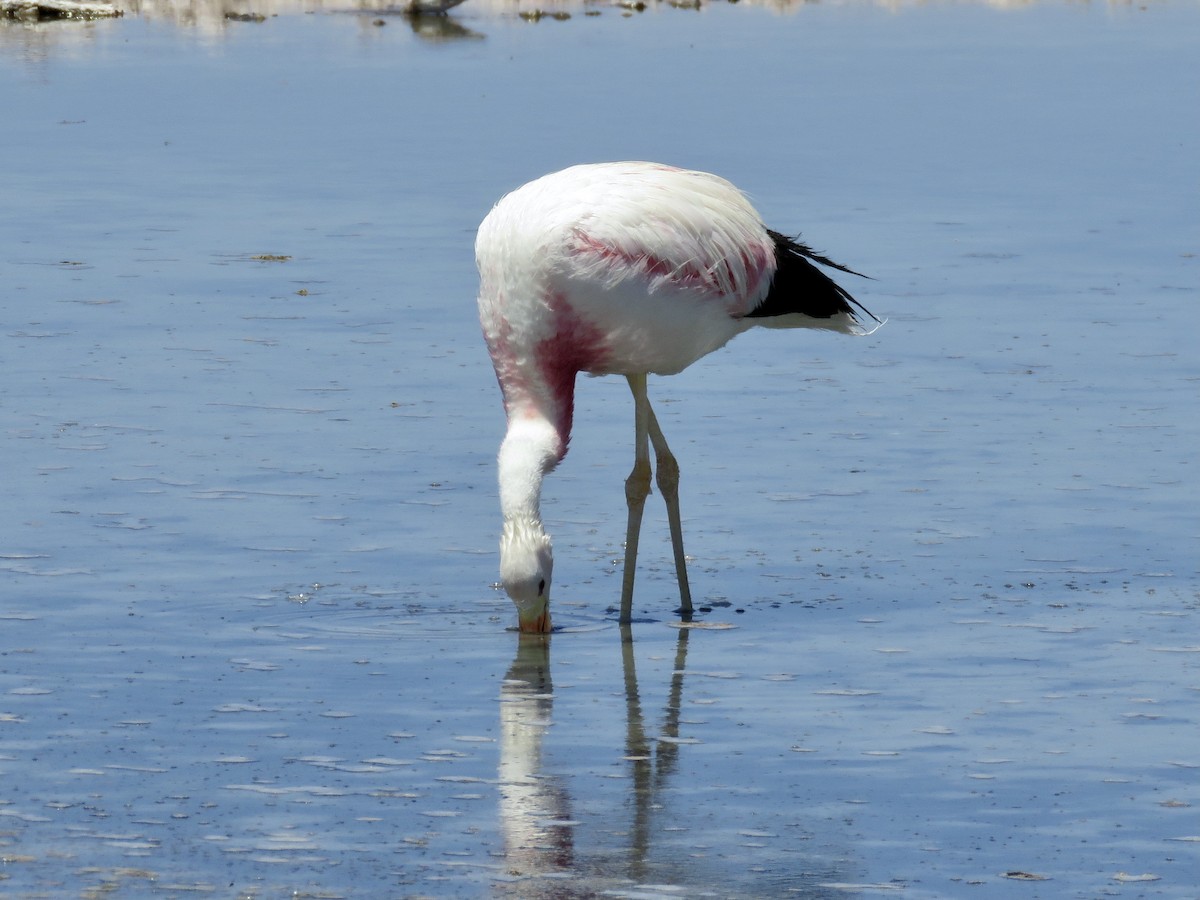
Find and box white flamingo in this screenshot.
[477,161,880,633]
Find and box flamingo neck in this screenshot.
[497,414,560,625]
[498,414,563,527]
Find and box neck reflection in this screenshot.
[498,634,572,879]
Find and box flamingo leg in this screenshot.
[645,404,693,618]
[620,374,653,624]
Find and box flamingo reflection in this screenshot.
[497,625,691,892]
[497,634,574,882]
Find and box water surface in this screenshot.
[2,1,1198,896]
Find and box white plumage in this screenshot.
[477,161,879,633]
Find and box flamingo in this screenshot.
[477,161,880,633]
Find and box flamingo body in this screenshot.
[477,161,877,632]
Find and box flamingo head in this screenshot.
[500,518,553,633]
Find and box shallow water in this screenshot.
[3,0,1199,896]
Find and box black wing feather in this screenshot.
[745,229,880,326]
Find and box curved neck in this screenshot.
[498,415,563,526]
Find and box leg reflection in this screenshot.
[621,622,690,879]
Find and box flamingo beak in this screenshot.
[517,606,551,634]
